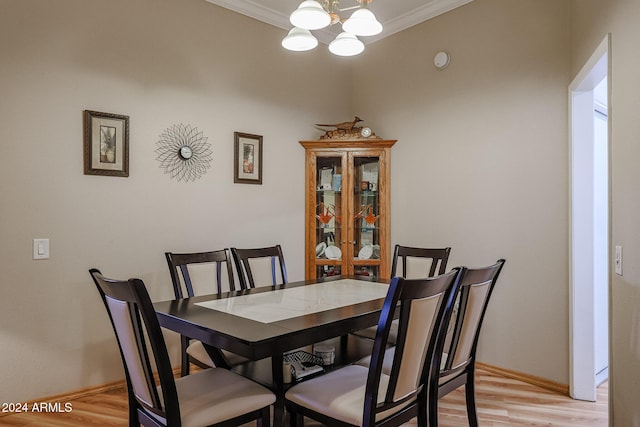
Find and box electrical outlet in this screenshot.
[615,245,622,276]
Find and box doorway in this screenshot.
[569,35,610,401]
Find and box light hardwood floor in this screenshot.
[0,369,608,426]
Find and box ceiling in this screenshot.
[204,0,474,45]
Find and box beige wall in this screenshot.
[351,0,572,383]
[0,0,351,402]
[571,0,640,424]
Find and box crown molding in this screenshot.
[366,0,475,44]
[205,0,290,30]
[204,0,474,46]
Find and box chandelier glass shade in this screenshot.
[282,0,382,56]
[290,0,331,30]
[281,27,318,51]
[342,8,382,36]
[328,32,364,56]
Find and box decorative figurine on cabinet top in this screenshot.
[315,116,380,140]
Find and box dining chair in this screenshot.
[231,245,288,288]
[437,259,505,427]
[355,259,506,427]
[89,268,275,427]
[285,268,463,427]
[351,244,452,344]
[165,249,247,375]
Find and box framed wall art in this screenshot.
[234,132,262,184]
[83,110,129,177]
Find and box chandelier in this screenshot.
[282,0,382,57]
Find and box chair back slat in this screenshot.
[391,245,451,279]
[448,280,491,369]
[442,259,506,374]
[165,249,236,297]
[231,245,288,288]
[389,293,443,401]
[105,295,159,409]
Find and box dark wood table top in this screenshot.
[153,276,390,361]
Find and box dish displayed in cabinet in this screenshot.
[316,242,327,257]
[358,245,373,260]
[324,245,342,260]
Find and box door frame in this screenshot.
[568,34,611,401]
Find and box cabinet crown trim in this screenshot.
[299,140,397,149]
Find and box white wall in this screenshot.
[0,0,351,402]
[351,0,572,383]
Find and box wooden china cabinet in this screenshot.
[300,139,397,280]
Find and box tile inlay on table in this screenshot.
[195,279,389,323]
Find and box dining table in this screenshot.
[153,275,390,426]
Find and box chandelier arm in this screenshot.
[323,0,372,13]
[337,5,360,12]
[331,0,377,19]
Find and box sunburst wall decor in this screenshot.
[156,123,213,182]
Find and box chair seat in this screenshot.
[285,364,413,426]
[186,340,250,368]
[156,367,275,427]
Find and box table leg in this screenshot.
[340,334,349,364]
[202,343,232,370]
[271,353,286,427]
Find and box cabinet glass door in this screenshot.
[315,156,343,278]
[352,156,381,278]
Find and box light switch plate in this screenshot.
[33,238,49,260]
[615,245,622,275]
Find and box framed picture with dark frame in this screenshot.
[234,132,263,184]
[83,110,129,177]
